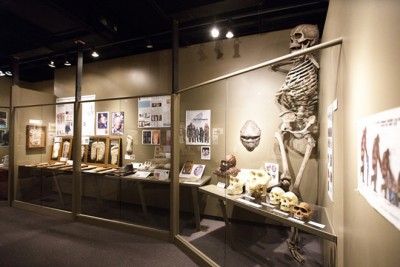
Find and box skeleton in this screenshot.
[274,24,320,194]
[273,24,320,264]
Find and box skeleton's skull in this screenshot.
[240,120,261,151]
[227,176,245,195]
[269,187,285,205]
[290,24,319,52]
[293,202,313,221]
[247,169,271,198]
[280,191,299,212]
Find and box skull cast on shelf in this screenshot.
[269,187,285,205]
[217,154,240,177]
[289,24,320,52]
[247,169,271,198]
[227,175,246,195]
[293,202,313,221]
[280,191,299,212]
[240,120,261,152]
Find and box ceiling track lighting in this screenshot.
[91,48,99,58]
[0,71,5,77]
[5,71,12,76]
[146,39,154,49]
[226,30,234,39]
[211,26,220,38]
[48,59,56,68]
[64,54,71,66]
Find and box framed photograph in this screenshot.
[142,130,152,145]
[186,110,211,145]
[96,111,109,135]
[60,137,73,160]
[108,138,121,167]
[0,111,7,129]
[26,125,46,148]
[111,111,124,135]
[179,162,205,179]
[50,137,62,161]
[87,137,108,165]
[0,130,9,147]
[201,146,211,160]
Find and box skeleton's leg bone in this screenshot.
[293,134,316,193]
[275,131,292,187]
[287,227,305,264]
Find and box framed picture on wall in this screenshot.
[107,138,121,166]
[96,111,109,135]
[26,125,46,149]
[60,137,73,161]
[0,130,9,147]
[111,111,124,135]
[0,111,7,129]
[185,110,211,145]
[50,136,62,161]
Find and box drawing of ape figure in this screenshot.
[381,148,397,205]
[360,127,369,183]
[371,134,381,191]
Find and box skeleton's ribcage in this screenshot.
[277,59,318,116]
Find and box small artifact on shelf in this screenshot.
[269,186,285,205]
[215,154,240,177]
[247,169,272,198]
[293,202,313,221]
[227,175,246,195]
[114,164,134,176]
[280,191,299,212]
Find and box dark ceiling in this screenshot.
[0,0,329,82]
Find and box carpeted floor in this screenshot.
[0,207,197,267]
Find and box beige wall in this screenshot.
[320,0,400,266]
[55,50,172,99]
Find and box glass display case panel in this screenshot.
[0,107,10,201]
[178,80,228,265]
[14,104,74,212]
[80,96,171,230]
[179,67,329,265]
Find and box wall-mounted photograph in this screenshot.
[0,111,7,129]
[96,111,109,135]
[26,125,46,149]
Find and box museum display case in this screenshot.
[0,107,9,201]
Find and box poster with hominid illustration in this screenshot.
[185,110,211,145]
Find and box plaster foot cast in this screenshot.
[126,135,133,155]
[96,141,105,161]
[110,145,119,165]
[90,141,98,161]
[62,141,70,158]
[52,142,60,159]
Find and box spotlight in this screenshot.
[211,27,219,38]
[64,60,71,66]
[5,71,12,76]
[226,30,234,39]
[0,71,5,77]
[91,48,99,58]
[146,39,154,49]
[48,60,56,68]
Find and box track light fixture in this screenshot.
[211,26,220,38]
[64,54,71,66]
[0,71,5,77]
[226,30,234,39]
[5,71,12,76]
[146,39,154,49]
[48,59,56,68]
[91,48,99,58]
